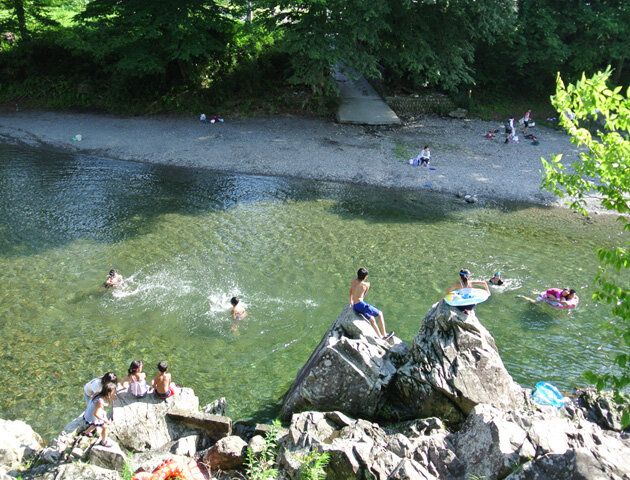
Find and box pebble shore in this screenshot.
[0,110,598,211]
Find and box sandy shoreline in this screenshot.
[0,110,588,209]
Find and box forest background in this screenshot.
[1,0,629,117]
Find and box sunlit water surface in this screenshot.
[0,144,626,438]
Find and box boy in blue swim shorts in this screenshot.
[349,268,393,340]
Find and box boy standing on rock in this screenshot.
[349,268,393,340]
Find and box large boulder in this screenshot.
[281,305,402,420]
[0,419,44,467]
[110,387,199,452]
[388,301,525,421]
[279,411,443,480]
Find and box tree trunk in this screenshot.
[612,55,625,86]
[13,0,29,40]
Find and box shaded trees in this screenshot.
[77,0,235,86]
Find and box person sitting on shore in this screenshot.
[349,268,394,340]
[121,360,149,398]
[81,383,115,447]
[83,372,118,405]
[419,145,431,166]
[488,273,504,286]
[445,268,490,314]
[105,269,123,288]
[518,288,577,307]
[230,296,247,321]
[152,361,176,400]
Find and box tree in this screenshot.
[265,0,517,95]
[541,67,630,426]
[0,0,59,40]
[77,0,234,86]
[514,0,630,89]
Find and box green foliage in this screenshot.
[77,0,235,85]
[298,449,330,480]
[121,452,134,480]
[541,67,630,427]
[245,419,281,480]
[379,0,516,93]
[513,0,630,89]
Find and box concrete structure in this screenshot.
[334,68,400,125]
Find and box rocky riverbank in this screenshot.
[1,302,628,480]
[0,110,605,212]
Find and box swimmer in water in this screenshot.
[518,288,576,306]
[488,272,504,286]
[105,269,123,288]
[444,268,490,314]
[231,297,247,321]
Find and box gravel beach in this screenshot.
[0,110,588,209]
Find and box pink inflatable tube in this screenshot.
[540,292,579,309]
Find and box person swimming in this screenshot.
[488,273,504,286]
[230,296,247,321]
[518,288,577,307]
[445,268,490,314]
[105,269,123,288]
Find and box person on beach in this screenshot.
[419,145,431,167]
[121,360,149,398]
[81,383,115,447]
[152,361,176,400]
[445,268,490,314]
[349,268,393,340]
[522,109,532,134]
[488,272,504,286]
[230,296,247,321]
[505,117,515,143]
[518,288,577,307]
[105,269,123,288]
[83,372,118,405]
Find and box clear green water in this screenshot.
[0,144,626,438]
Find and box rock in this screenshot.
[576,387,629,432]
[170,434,199,456]
[0,419,44,467]
[24,462,121,480]
[110,387,199,452]
[455,404,536,479]
[202,435,248,470]
[281,411,414,480]
[202,397,227,416]
[88,440,126,471]
[248,435,267,455]
[388,458,437,480]
[166,410,232,441]
[465,195,477,204]
[388,301,525,421]
[281,305,401,420]
[448,108,468,119]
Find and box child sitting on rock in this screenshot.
[152,361,176,399]
[122,360,149,398]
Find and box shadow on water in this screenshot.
[1,142,593,258]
